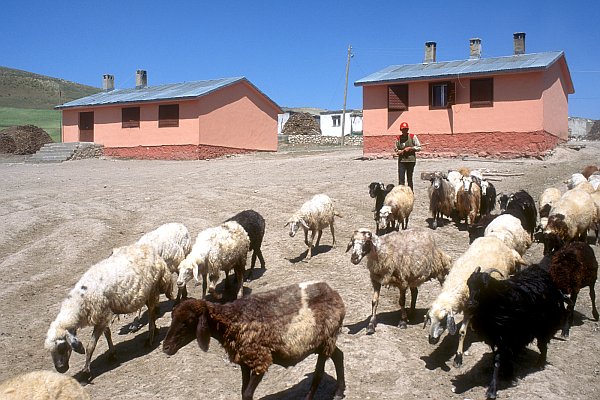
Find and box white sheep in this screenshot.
[45,243,173,380]
[285,193,341,258]
[446,170,464,201]
[177,221,250,300]
[484,213,532,255]
[378,185,414,231]
[538,187,562,229]
[565,173,595,193]
[346,227,452,333]
[543,188,597,254]
[137,222,192,303]
[425,236,526,368]
[0,370,90,400]
[588,174,600,191]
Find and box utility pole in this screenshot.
[340,44,352,146]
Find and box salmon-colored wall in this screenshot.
[61,80,280,155]
[542,61,569,140]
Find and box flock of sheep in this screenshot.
[1,162,600,400]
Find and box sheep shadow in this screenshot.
[420,330,464,372]
[451,347,552,396]
[424,217,451,229]
[286,245,334,264]
[345,308,428,335]
[261,372,339,400]
[118,299,173,335]
[74,325,170,384]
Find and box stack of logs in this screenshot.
[282,113,321,135]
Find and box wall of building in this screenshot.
[542,60,570,140]
[319,112,363,136]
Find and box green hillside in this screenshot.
[0,66,101,143]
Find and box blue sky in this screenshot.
[2,0,600,119]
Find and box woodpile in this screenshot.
[0,125,53,154]
[282,113,321,135]
[588,120,600,141]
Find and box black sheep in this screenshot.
[368,182,394,233]
[542,241,599,337]
[499,190,538,240]
[225,210,266,280]
[466,265,565,400]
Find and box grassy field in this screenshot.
[0,106,61,142]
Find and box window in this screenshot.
[429,81,456,109]
[79,112,94,131]
[388,84,408,111]
[332,115,341,127]
[122,107,140,128]
[470,78,493,107]
[158,104,179,127]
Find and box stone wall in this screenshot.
[103,144,253,160]
[280,134,363,146]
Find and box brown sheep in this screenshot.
[582,165,599,179]
[163,281,346,400]
[456,175,481,226]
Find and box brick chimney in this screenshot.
[469,38,482,59]
[136,70,147,88]
[103,74,114,91]
[424,41,437,63]
[513,32,526,55]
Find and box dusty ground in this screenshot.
[0,142,599,400]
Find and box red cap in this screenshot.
[400,122,409,130]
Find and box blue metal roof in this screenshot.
[56,76,275,109]
[355,51,568,86]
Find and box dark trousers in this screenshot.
[398,161,416,191]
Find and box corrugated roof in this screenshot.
[56,76,279,109]
[355,51,568,86]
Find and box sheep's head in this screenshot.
[479,180,489,196]
[543,214,568,255]
[425,303,457,345]
[430,172,445,190]
[163,299,210,356]
[378,206,392,227]
[498,193,512,212]
[285,216,308,238]
[465,267,493,313]
[45,327,85,373]
[346,229,373,265]
[177,258,198,288]
[565,173,587,190]
[369,182,384,198]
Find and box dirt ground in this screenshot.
[0,142,599,400]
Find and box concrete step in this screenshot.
[27,142,101,163]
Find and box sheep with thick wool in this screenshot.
[347,227,452,334]
[565,172,595,193]
[455,175,481,227]
[177,221,250,300]
[163,281,346,400]
[428,172,456,229]
[484,213,532,256]
[499,190,538,240]
[538,187,562,230]
[379,184,414,231]
[45,243,173,380]
[137,222,192,303]
[543,188,597,254]
[285,193,341,259]
[426,236,526,368]
[0,370,90,400]
[225,210,266,280]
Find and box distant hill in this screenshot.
[0,66,101,109]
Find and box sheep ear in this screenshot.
[66,331,85,354]
[300,219,309,229]
[192,263,200,283]
[447,311,457,335]
[196,312,210,352]
[345,239,354,253]
[284,221,290,227]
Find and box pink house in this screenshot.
[56,72,282,160]
[354,33,575,158]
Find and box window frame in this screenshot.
[332,115,341,127]
[470,77,494,108]
[122,107,140,128]
[158,104,179,128]
[388,84,409,111]
[429,81,456,109]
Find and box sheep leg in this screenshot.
[315,229,323,247]
[591,285,599,321]
[241,369,264,400]
[201,273,208,299]
[331,347,346,400]
[367,281,381,334]
[486,351,501,399]
[306,353,327,400]
[241,364,251,395]
[562,292,578,337]
[234,267,245,299]
[82,325,105,380]
[409,287,418,318]
[307,230,317,258]
[453,317,470,368]
[398,288,408,329]
[146,302,158,346]
[536,339,549,368]
[104,328,116,360]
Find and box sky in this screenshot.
[2,0,600,119]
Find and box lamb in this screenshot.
[484,213,532,256]
[369,182,394,232]
[378,184,414,231]
[163,281,346,400]
[470,174,497,217]
[541,241,599,337]
[543,188,596,254]
[285,193,341,259]
[427,172,456,229]
[137,222,192,303]
[225,210,266,280]
[425,236,526,368]
[455,175,481,226]
[498,190,538,240]
[465,265,565,400]
[565,173,595,193]
[346,227,452,333]
[177,221,250,300]
[582,164,599,179]
[538,187,562,229]
[45,243,173,379]
[0,370,90,400]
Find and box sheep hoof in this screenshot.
[432,221,438,230]
[397,321,408,329]
[366,324,376,335]
[453,354,463,368]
